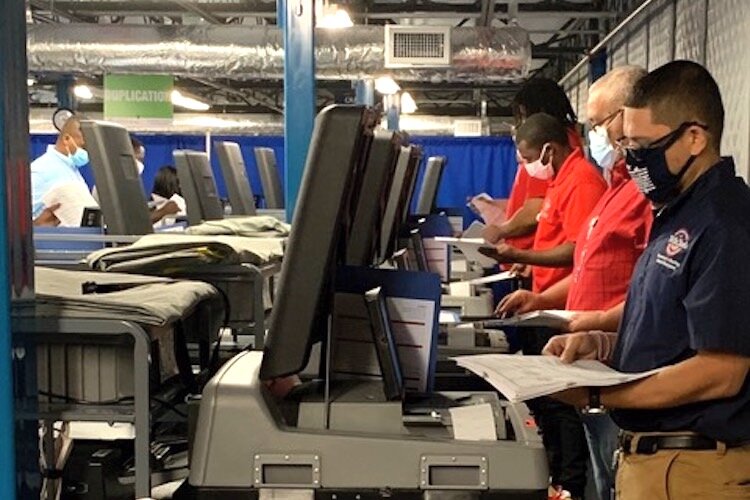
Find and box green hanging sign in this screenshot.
[104,74,173,120]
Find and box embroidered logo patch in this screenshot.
[665,229,690,257]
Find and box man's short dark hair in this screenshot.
[131,136,144,151]
[625,60,724,150]
[515,112,569,150]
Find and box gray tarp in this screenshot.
[24,267,221,326]
[85,233,285,274]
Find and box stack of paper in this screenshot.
[469,194,507,226]
[42,181,99,227]
[488,309,578,329]
[434,236,497,268]
[453,354,661,402]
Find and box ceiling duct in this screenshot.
[27,24,530,83]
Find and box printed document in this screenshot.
[332,292,435,393]
[453,354,662,402]
[488,309,578,329]
[42,181,99,227]
[434,236,497,268]
[450,403,498,441]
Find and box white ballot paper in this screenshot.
[489,309,578,329]
[42,181,99,227]
[332,292,435,393]
[465,271,515,285]
[450,403,498,441]
[453,354,662,402]
[434,236,497,268]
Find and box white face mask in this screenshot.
[523,143,554,180]
[136,159,145,175]
[588,126,617,174]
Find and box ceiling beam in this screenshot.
[171,0,226,24]
[29,0,88,22]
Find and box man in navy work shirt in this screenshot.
[542,60,750,499]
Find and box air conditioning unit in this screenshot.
[453,119,484,137]
[384,25,452,68]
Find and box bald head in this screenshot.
[587,66,646,146]
[55,115,86,155]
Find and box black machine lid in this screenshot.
[259,105,378,380]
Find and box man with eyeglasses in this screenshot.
[481,111,607,500]
[543,60,750,499]
[496,66,652,500]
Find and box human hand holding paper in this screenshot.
[33,203,61,227]
[469,194,507,225]
[478,242,519,264]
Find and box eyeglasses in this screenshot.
[616,121,708,153]
[590,108,623,131]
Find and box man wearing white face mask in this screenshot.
[31,115,91,220]
[481,112,607,296]
[497,66,653,500]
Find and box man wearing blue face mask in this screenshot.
[31,115,91,219]
[543,60,750,500]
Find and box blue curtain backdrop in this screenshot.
[30,134,515,222]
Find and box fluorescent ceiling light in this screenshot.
[317,5,353,29]
[73,84,93,100]
[400,92,417,114]
[171,89,210,111]
[375,76,401,95]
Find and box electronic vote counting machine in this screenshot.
[176,106,547,499]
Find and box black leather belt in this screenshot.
[619,433,747,455]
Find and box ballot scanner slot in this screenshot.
[253,454,321,488]
[420,455,488,490]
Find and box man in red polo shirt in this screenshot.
[481,113,607,293]
[497,66,652,500]
[480,112,606,499]
[476,78,582,254]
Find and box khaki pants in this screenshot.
[616,436,750,500]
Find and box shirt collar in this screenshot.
[47,144,71,164]
[656,157,736,219]
[550,147,583,186]
[609,159,630,188]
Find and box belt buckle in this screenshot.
[634,436,659,455]
[618,432,634,454]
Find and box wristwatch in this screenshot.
[583,387,606,414]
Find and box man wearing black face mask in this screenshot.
[542,60,750,499]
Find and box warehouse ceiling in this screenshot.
[26,0,643,117]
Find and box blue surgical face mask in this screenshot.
[625,122,705,204]
[588,127,616,173]
[69,146,89,168]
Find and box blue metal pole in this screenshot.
[589,48,607,84]
[385,94,400,131]
[56,75,77,111]
[0,0,30,497]
[281,0,316,221]
[354,79,375,107]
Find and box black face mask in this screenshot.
[625,121,707,204]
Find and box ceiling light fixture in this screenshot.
[400,92,418,114]
[374,76,401,95]
[317,4,354,29]
[171,89,210,111]
[316,0,354,29]
[73,84,94,100]
[27,78,36,87]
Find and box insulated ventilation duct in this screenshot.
[27,24,530,83]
